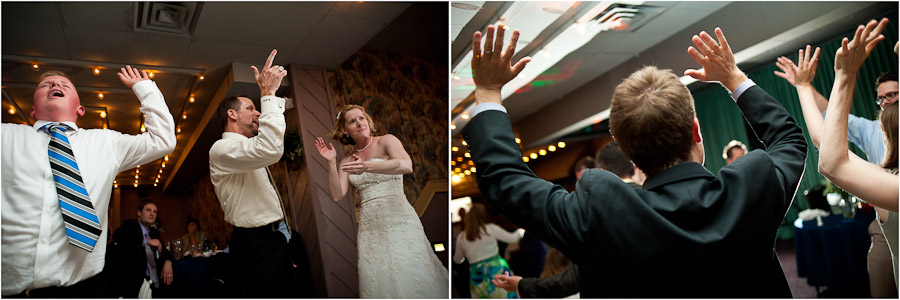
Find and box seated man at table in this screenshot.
[105,199,175,298]
[462,25,806,297]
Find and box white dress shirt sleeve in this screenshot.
[472,102,508,117]
[210,96,286,173]
[114,80,177,171]
[730,79,757,102]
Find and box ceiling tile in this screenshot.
[192,2,327,49]
[1,2,62,26]
[298,15,386,55]
[64,28,192,67]
[1,22,69,58]
[328,2,409,22]
[59,2,134,31]
[184,39,286,71]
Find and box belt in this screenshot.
[235,221,282,232]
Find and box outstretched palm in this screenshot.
[117,65,150,89]
[315,137,337,163]
[471,25,531,93]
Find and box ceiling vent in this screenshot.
[134,2,202,37]
[587,3,665,32]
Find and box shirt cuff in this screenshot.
[730,79,756,102]
[260,96,285,114]
[472,102,507,117]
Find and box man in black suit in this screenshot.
[105,199,174,298]
[462,25,806,297]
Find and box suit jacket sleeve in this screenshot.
[732,85,808,209]
[461,111,596,262]
[518,264,581,298]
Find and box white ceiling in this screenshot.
[450,1,898,148]
[1,2,445,192]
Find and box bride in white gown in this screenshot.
[314,104,449,298]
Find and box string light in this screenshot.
[455,168,461,173]
[8,106,15,115]
[97,93,104,100]
[451,161,456,165]
[198,75,205,81]
[452,147,458,152]
[464,170,471,175]
[523,157,529,162]
[470,167,476,172]
[134,183,138,187]
[452,175,460,183]
[161,162,166,168]
[558,141,566,148]
[148,71,155,79]
[164,155,169,161]
[462,140,467,146]
[464,152,471,158]
[134,174,139,179]
[176,127,182,133]
[31,64,39,71]
[103,124,108,129]
[92,67,101,76]
[189,95,195,103]
[529,153,538,159]
[548,145,556,152]
[450,124,456,130]
[140,125,146,132]
[539,149,547,156]
[182,113,187,120]
[515,138,521,144]
[100,111,106,118]
[114,184,118,188]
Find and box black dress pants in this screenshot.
[229,222,299,298]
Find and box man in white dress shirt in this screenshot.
[208,49,297,297]
[1,66,176,297]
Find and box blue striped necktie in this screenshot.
[44,123,102,252]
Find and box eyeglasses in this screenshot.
[876,91,898,105]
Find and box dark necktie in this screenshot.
[44,123,102,252]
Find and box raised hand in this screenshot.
[315,137,337,163]
[774,45,820,87]
[471,25,531,104]
[834,18,888,75]
[251,49,288,97]
[684,27,746,91]
[117,65,150,89]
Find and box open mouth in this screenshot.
[49,90,65,98]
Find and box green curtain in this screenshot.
[693,12,898,239]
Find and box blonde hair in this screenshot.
[609,66,695,175]
[329,105,378,147]
[38,70,72,82]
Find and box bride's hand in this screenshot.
[315,137,337,163]
[340,154,368,175]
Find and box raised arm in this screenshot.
[686,28,808,206]
[775,46,831,147]
[315,137,349,202]
[819,18,898,212]
[340,135,413,175]
[209,50,288,173]
[115,65,176,171]
[463,25,598,260]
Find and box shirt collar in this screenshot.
[222,131,250,140]
[642,161,715,191]
[139,222,150,236]
[33,120,80,133]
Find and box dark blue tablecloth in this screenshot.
[170,254,230,297]
[794,212,874,295]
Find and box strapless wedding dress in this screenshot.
[349,159,449,298]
